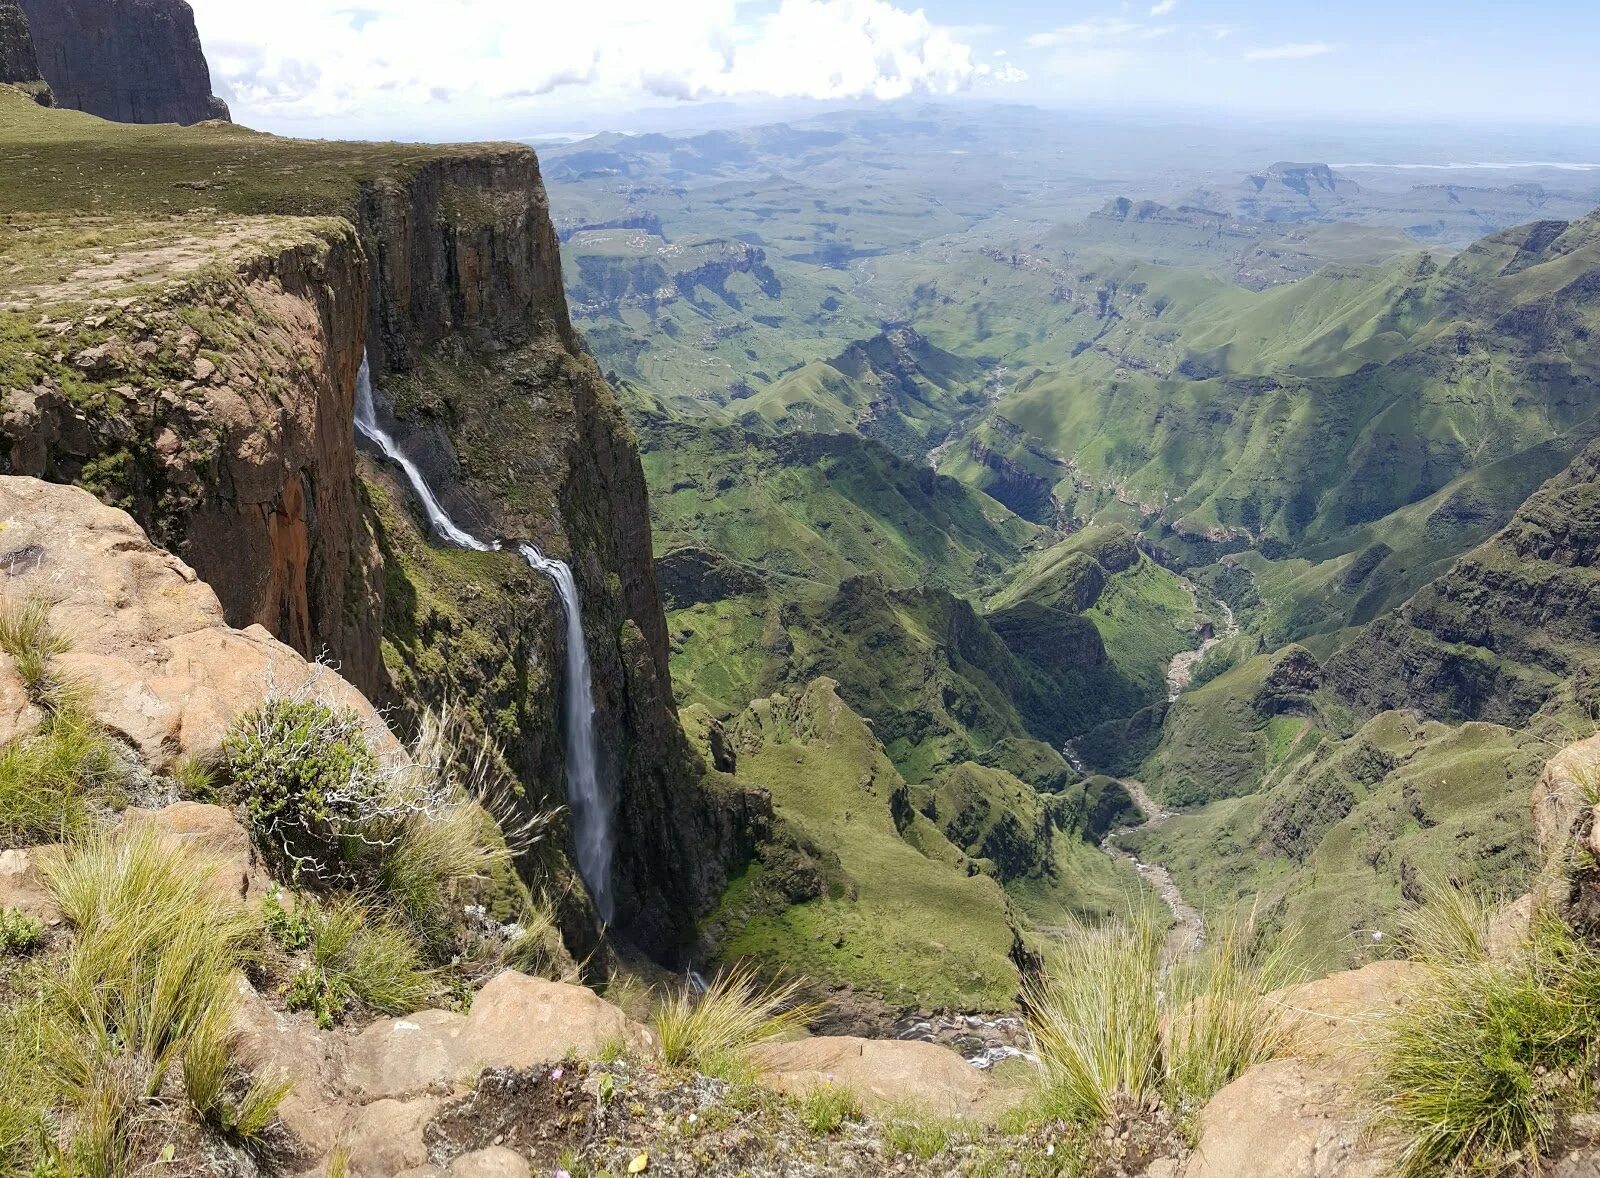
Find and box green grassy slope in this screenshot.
[705,679,1023,1010]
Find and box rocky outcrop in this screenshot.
[18,0,228,124]
[656,545,766,609]
[1327,439,1600,725]
[749,1036,1003,1119]
[0,0,48,104]
[0,474,391,765]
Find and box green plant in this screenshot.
[1023,906,1301,1129]
[262,890,314,951]
[0,596,72,712]
[0,826,286,1171]
[1372,894,1600,1176]
[882,1110,963,1160]
[651,962,820,1071]
[377,796,502,948]
[167,754,219,802]
[0,908,43,956]
[222,695,382,882]
[798,1082,860,1134]
[284,898,432,1028]
[0,709,120,844]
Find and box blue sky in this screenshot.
[187,0,1600,138]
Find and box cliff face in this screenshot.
[19,0,228,124]
[0,0,48,103]
[354,152,757,952]
[0,216,384,698]
[1326,439,1600,725]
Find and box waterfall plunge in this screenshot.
[354,355,617,922]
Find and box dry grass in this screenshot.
[652,962,821,1073]
[1023,905,1303,1129]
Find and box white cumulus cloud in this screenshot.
[1243,41,1338,61]
[188,0,1008,131]
[1150,0,1177,15]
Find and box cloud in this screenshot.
[189,0,1008,128]
[1243,41,1338,60]
[1026,19,1174,50]
[1150,0,1177,15]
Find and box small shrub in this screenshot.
[262,890,314,952]
[0,908,43,956]
[285,898,432,1028]
[222,696,382,883]
[652,962,820,1071]
[799,1082,860,1134]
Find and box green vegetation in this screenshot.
[279,896,433,1029]
[706,679,1022,1009]
[651,962,817,1074]
[1024,907,1303,1132]
[1371,888,1600,1176]
[798,1082,862,1135]
[0,908,42,956]
[0,828,283,1173]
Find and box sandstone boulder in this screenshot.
[341,1096,440,1178]
[748,1035,995,1119]
[345,972,651,1103]
[450,1148,530,1178]
[1269,959,1424,1065]
[0,846,60,925]
[1182,1057,1387,1178]
[229,975,350,1158]
[0,477,398,769]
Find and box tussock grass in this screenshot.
[284,897,433,1028]
[0,595,73,712]
[1372,885,1600,1176]
[652,962,820,1072]
[0,827,285,1173]
[883,1109,966,1160]
[0,709,120,843]
[1023,905,1303,1129]
[798,1082,860,1134]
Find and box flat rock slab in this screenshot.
[749,1035,994,1119]
[1183,1057,1388,1178]
[346,972,652,1103]
[1269,958,1423,1065]
[0,846,60,925]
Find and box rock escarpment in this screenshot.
[18,0,227,124]
[0,96,759,960]
[0,0,48,103]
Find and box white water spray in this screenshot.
[354,354,616,921]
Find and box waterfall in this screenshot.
[354,353,616,922]
[354,357,490,553]
[517,543,614,923]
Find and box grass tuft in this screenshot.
[798,1082,860,1134]
[1023,905,1302,1129]
[1372,889,1600,1176]
[0,595,73,712]
[282,897,433,1028]
[652,962,820,1071]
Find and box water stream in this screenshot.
[354,355,616,922]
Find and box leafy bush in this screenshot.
[652,962,819,1073]
[0,908,43,956]
[222,696,382,883]
[1372,887,1600,1176]
[1023,906,1302,1129]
